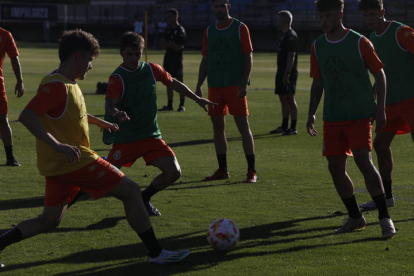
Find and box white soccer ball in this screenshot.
[207,218,240,251]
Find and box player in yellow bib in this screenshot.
[0,30,190,267]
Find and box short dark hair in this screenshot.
[358,0,383,11]
[315,0,344,12]
[278,10,293,24]
[59,29,100,62]
[167,8,179,17]
[120,31,145,51]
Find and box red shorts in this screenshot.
[44,157,124,207]
[107,138,175,167]
[323,118,373,156]
[0,91,8,115]
[377,97,414,135]
[208,86,249,116]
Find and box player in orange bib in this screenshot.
[0,30,190,267]
[0,27,25,166]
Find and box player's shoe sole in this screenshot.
[148,249,190,265]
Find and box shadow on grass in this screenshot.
[2,214,407,275]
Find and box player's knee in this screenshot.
[169,166,181,181]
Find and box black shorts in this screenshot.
[164,62,183,81]
[275,73,297,95]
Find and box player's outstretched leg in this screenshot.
[108,176,190,263]
[143,156,181,216]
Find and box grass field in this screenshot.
[1,44,414,276]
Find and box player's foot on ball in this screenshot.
[144,200,161,216]
[158,106,173,111]
[177,106,185,112]
[335,216,366,234]
[380,218,396,239]
[282,128,298,136]
[204,168,230,181]
[269,126,286,134]
[359,197,395,209]
[6,158,20,166]
[148,249,190,265]
[245,169,257,183]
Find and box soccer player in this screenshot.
[270,10,299,136]
[196,0,257,183]
[0,27,24,166]
[0,30,190,267]
[357,0,414,209]
[159,9,187,112]
[307,0,395,238]
[103,32,216,216]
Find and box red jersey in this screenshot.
[106,63,173,100]
[0,28,19,86]
[202,19,253,56]
[310,30,383,79]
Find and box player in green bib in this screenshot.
[196,0,257,183]
[358,0,414,209]
[307,0,395,239]
[104,32,215,216]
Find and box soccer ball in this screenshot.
[207,218,240,251]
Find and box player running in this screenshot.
[0,30,190,267]
[103,32,216,216]
[357,0,414,209]
[307,0,395,239]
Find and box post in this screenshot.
[145,10,148,62]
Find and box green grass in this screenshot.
[1,44,414,275]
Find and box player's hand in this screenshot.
[196,98,218,112]
[114,111,130,123]
[283,73,290,86]
[54,143,81,164]
[99,121,119,133]
[237,85,247,99]
[307,115,318,136]
[373,109,386,131]
[15,81,24,98]
[195,86,203,97]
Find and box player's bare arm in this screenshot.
[105,98,130,123]
[11,56,24,98]
[238,52,253,99]
[19,108,81,163]
[195,55,208,97]
[87,114,119,133]
[283,52,296,85]
[168,79,217,112]
[307,78,324,137]
[372,69,387,131]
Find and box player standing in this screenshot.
[196,0,257,183]
[0,27,24,166]
[270,10,299,136]
[0,30,190,267]
[357,0,414,209]
[159,9,187,112]
[307,0,395,238]
[103,32,216,216]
